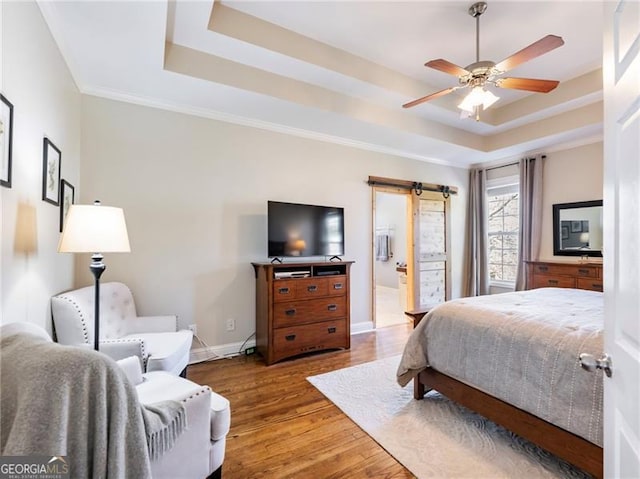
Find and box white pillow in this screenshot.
[116,356,144,386]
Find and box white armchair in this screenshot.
[0,323,230,479]
[51,282,192,376]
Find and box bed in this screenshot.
[397,287,604,478]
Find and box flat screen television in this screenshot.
[268,201,344,258]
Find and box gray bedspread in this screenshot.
[397,287,603,446]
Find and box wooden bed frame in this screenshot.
[405,309,603,478]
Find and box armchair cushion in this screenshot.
[117,356,144,386]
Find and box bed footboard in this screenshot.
[415,368,603,478]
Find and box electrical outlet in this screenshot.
[188,324,197,335]
[226,318,236,332]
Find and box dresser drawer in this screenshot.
[577,278,603,292]
[273,296,346,328]
[532,263,598,278]
[273,319,348,360]
[295,277,329,299]
[273,280,297,302]
[531,275,576,289]
[326,276,347,296]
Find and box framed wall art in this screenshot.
[59,179,75,232]
[42,137,61,205]
[0,94,14,188]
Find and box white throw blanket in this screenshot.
[1,332,186,478]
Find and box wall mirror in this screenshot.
[552,200,603,257]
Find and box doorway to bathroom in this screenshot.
[373,189,410,328]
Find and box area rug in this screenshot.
[307,356,590,479]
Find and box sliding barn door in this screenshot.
[410,192,451,310]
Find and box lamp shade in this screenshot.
[458,86,500,112]
[580,232,590,244]
[58,204,130,253]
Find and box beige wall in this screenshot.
[0,2,81,331]
[79,95,468,346]
[539,142,604,261]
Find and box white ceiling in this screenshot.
[38,0,605,168]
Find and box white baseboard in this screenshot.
[190,324,378,364]
[351,321,374,334]
[189,338,256,365]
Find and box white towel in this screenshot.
[376,234,390,261]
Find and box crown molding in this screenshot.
[81,86,461,168]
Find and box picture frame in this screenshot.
[59,179,75,232]
[570,220,582,233]
[42,137,62,206]
[0,94,14,188]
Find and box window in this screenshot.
[487,178,519,284]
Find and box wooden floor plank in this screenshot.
[188,323,414,478]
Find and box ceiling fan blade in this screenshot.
[425,59,471,77]
[402,87,457,108]
[496,77,560,93]
[494,35,565,73]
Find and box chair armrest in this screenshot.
[138,374,214,479]
[127,315,178,334]
[99,338,148,363]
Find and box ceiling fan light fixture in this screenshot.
[457,86,500,112]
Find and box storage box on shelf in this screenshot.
[251,261,354,365]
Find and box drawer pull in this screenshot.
[548,279,559,285]
[285,334,296,341]
[328,304,338,312]
[538,266,549,272]
[285,309,296,316]
[328,327,337,334]
[278,287,290,294]
[333,283,343,290]
[578,269,590,275]
[307,285,318,292]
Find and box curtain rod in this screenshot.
[367,175,458,198]
[485,155,546,172]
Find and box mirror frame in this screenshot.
[552,200,603,257]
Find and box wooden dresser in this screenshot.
[526,261,603,292]
[251,261,353,365]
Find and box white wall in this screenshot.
[539,142,603,261]
[79,95,468,345]
[375,192,407,288]
[0,2,81,331]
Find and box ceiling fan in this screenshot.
[403,1,564,120]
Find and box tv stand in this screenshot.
[251,260,354,365]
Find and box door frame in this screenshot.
[371,186,413,329]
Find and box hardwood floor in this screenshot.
[188,323,415,479]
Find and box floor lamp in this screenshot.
[58,201,130,350]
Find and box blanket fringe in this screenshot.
[144,402,187,461]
